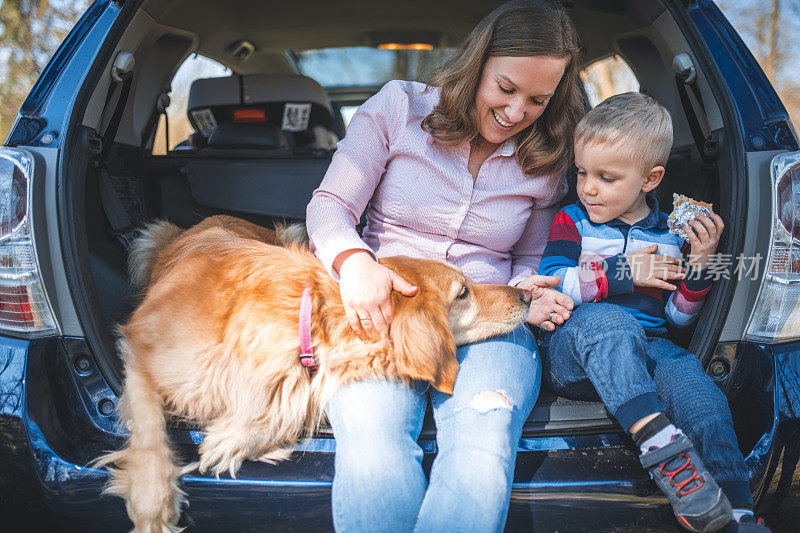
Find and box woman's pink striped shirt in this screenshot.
[306,80,566,286]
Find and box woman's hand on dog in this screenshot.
[516,275,573,331]
[337,249,418,340]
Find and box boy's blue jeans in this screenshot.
[325,325,541,533]
[541,302,752,508]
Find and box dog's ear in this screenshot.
[389,291,459,395]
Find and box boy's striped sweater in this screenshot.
[538,196,712,330]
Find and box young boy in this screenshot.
[537,92,768,533]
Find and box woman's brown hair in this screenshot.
[421,0,585,178]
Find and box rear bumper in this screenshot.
[17,430,664,531]
[3,334,799,530]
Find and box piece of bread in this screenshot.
[671,193,713,212]
[667,193,714,238]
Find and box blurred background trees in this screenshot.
[716,0,800,128]
[0,0,798,141]
[0,0,88,136]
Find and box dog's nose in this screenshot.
[520,289,532,304]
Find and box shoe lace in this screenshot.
[737,515,766,526]
[659,453,705,497]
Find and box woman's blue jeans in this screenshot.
[325,325,541,532]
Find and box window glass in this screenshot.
[340,105,359,129]
[294,46,456,130]
[152,54,230,154]
[293,46,455,88]
[580,55,639,108]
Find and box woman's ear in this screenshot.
[389,291,459,395]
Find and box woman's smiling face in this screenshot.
[474,55,568,145]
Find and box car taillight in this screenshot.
[745,151,800,342]
[0,148,58,337]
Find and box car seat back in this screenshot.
[187,73,338,151]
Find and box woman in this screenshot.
[306,1,584,530]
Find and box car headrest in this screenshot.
[187,75,240,111]
[207,123,288,149]
[242,74,332,114]
[187,73,334,139]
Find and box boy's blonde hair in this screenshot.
[575,92,673,175]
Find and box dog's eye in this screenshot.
[456,285,469,300]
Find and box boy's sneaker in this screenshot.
[639,432,732,532]
[722,514,772,532]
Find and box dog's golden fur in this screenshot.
[95,215,530,532]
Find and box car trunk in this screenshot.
[61,0,746,441]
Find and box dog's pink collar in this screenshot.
[299,283,317,370]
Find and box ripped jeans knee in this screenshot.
[457,390,514,414]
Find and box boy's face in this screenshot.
[574,138,664,225]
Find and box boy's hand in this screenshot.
[516,275,573,331]
[627,245,685,291]
[685,213,724,269]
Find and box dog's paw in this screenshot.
[197,447,245,479]
[255,448,293,464]
[126,491,186,533]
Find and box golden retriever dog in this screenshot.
[95,215,531,532]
